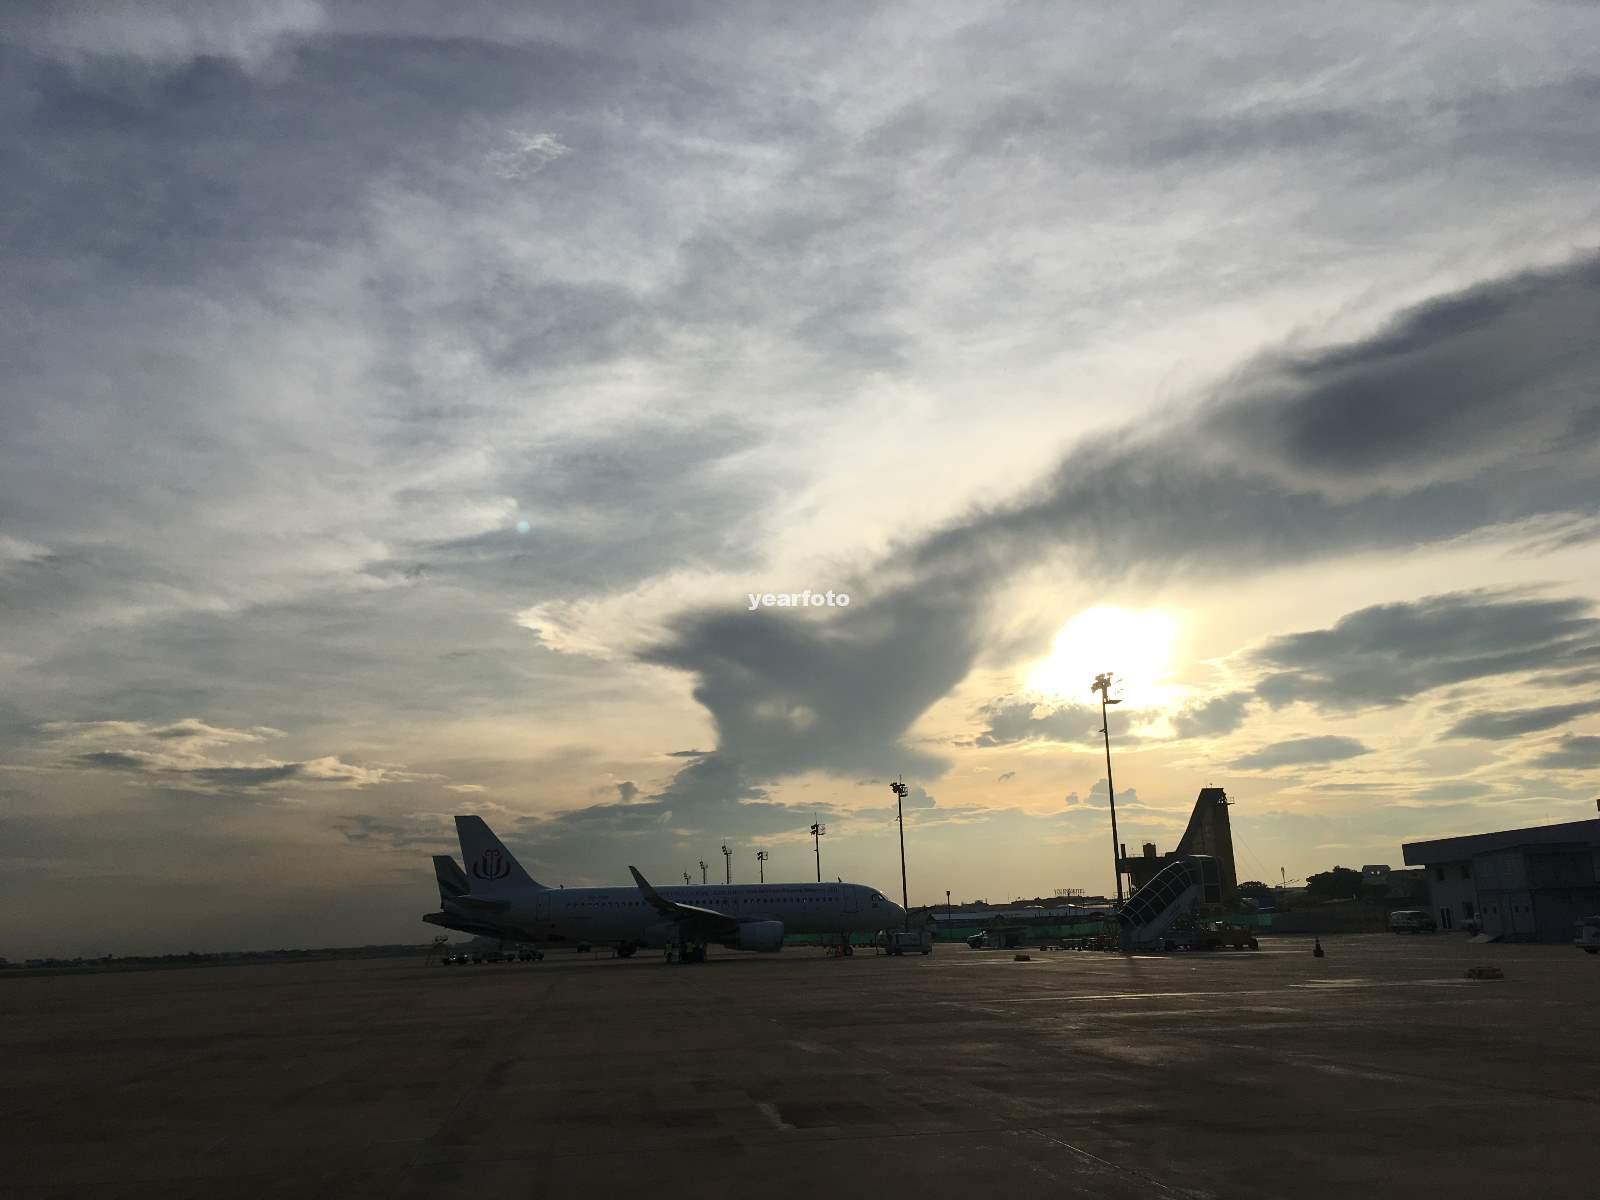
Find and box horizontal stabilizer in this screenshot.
[450,894,512,913]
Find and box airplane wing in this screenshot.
[628,866,740,936]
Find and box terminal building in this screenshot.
[1402,818,1600,941]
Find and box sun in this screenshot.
[1024,606,1180,707]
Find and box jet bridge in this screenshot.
[1116,854,1221,951]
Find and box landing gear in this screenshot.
[615,942,638,959]
[825,935,854,957]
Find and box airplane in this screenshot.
[424,854,538,943]
[423,815,904,962]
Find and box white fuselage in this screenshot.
[444,881,899,947]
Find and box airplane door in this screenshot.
[843,887,859,913]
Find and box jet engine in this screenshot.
[726,920,785,953]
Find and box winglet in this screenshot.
[629,866,674,914]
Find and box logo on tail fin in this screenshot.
[472,849,512,881]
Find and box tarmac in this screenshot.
[4,933,1595,1199]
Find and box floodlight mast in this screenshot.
[891,778,911,930]
[756,849,769,883]
[721,843,732,884]
[810,819,826,882]
[698,859,708,885]
[1092,672,1125,907]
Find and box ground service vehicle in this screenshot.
[1162,922,1258,951]
[1389,909,1437,933]
[966,927,1024,950]
[1576,916,1600,954]
[1209,922,1259,949]
[881,929,932,955]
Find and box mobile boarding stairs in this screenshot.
[1116,854,1223,952]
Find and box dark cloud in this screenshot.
[336,813,451,851]
[966,691,1248,750]
[972,700,1105,748]
[77,750,157,772]
[145,718,272,742]
[1064,779,1141,809]
[639,578,978,787]
[614,780,639,804]
[1537,667,1600,690]
[1209,255,1600,481]
[1230,735,1371,771]
[969,696,1187,750]
[1253,590,1600,711]
[1532,735,1600,770]
[187,763,303,787]
[1443,700,1600,741]
[1171,692,1253,739]
[910,254,1600,591]
[515,754,807,846]
[66,728,409,791]
[1406,780,1495,802]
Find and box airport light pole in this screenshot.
[699,859,708,885]
[810,820,826,882]
[891,778,911,930]
[683,871,691,886]
[1091,672,1125,907]
[756,849,769,883]
[721,843,732,884]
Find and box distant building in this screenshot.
[1359,864,1426,903]
[1120,787,1237,901]
[1402,819,1600,942]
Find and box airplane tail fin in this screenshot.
[433,855,470,904]
[454,815,545,893]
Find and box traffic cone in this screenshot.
[1312,936,1325,958]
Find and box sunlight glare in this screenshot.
[1025,606,1180,706]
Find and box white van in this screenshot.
[1576,916,1600,955]
[879,928,933,955]
[1389,909,1436,933]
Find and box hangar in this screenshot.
[1402,818,1600,942]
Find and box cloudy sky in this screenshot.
[3,2,1599,956]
